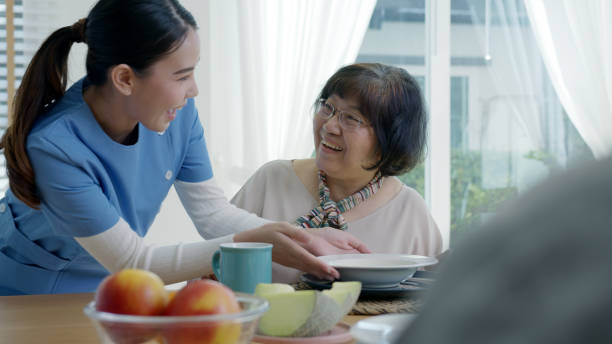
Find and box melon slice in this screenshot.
[322,281,361,315]
[254,283,295,298]
[254,282,362,337]
[257,290,343,337]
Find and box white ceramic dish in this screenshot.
[318,254,437,288]
[350,313,416,344]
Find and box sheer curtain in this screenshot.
[524,0,612,158]
[469,0,546,152]
[460,0,555,195]
[202,0,376,196]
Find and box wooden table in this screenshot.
[0,293,369,344]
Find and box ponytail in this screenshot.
[1,0,197,210]
[0,19,87,208]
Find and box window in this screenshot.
[358,0,592,247]
[0,0,24,193]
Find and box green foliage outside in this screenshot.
[398,150,518,247]
[397,161,425,197]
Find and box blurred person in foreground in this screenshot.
[231,63,443,283]
[395,155,612,343]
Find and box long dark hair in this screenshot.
[0,0,197,208]
[317,63,428,177]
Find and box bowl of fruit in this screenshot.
[83,269,268,344]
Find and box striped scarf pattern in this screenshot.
[295,171,383,230]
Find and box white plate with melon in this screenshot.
[252,281,361,342]
[318,254,438,288]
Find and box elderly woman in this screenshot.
[232,63,443,282]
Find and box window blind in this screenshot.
[0,0,24,193]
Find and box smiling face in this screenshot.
[314,94,379,185]
[129,27,200,133]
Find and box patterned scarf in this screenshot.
[295,171,384,230]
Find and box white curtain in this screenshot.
[469,0,546,151]
[202,0,376,196]
[524,0,612,158]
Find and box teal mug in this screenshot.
[212,242,272,293]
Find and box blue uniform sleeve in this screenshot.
[176,103,214,183]
[28,136,120,237]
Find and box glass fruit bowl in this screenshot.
[83,294,269,344]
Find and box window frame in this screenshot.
[425,0,451,250]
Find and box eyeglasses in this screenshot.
[314,99,369,131]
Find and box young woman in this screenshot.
[232,63,443,282]
[0,0,368,295]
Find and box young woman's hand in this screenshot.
[233,222,341,280]
[233,223,372,280]
[301,227,371,257]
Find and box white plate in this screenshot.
[318,254,437,288]
[350,314,416,344]
[253,323,352,344]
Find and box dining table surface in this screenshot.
[0,292,373,344]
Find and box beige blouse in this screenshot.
[231,160,443,283]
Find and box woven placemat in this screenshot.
[349,297,422,315]
[294,281,423,315]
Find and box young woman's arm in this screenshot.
[76,218,345,282]
[75,218,233,284]
[174,178,270,239]
[174,178,371,263]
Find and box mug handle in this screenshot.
[212,249,221,281]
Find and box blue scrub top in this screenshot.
[0,78,213,295]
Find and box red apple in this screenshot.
[163,279,242,344]
[95,269,168,315]
[95,269,168,344]
[168,289,178,303]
